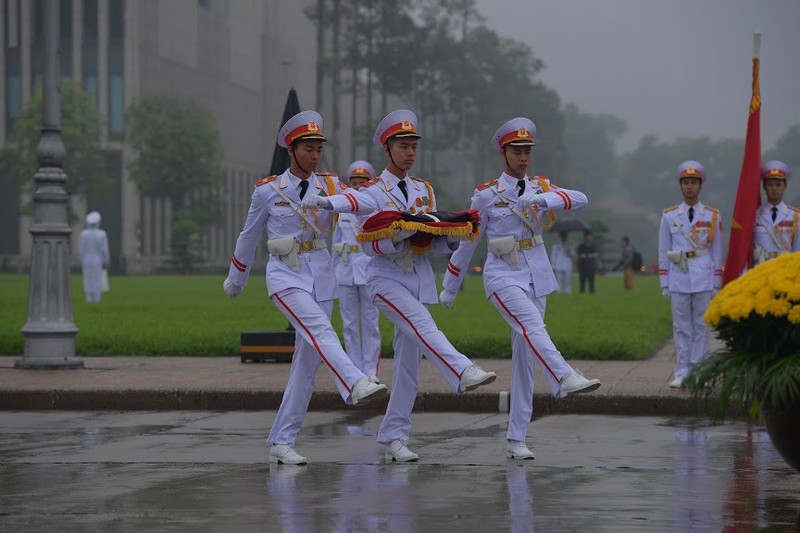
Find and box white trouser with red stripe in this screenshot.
[267,287,366,446]
[669,290,712,380]
[339,283,382,377]
[489,284,573,443]
[373,278,473,445]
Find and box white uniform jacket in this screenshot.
[332,213,369,286]
[227,170,346,300]
[658,202,724,293]
[442,172,588,298]
[326,169,455,305]
[753,202,800,263]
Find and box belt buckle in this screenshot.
[298,240,314,253]
[348,245,360,253]
[685,251,696,258]
[518,238,533,250]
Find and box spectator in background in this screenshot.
[550,231,574,293]
[576,230,599,294]
[613,235,635,291]
[78,211,110,303]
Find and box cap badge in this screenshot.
[401,120,413,130]
[308,122,319,132]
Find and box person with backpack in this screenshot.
[613,235,637,291]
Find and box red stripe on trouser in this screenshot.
[274,292,351,392]
[375,293,459,377]
[490,291,559,382]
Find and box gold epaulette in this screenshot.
[705,205,719,213]
[410,176,431,185]
[361,177,381,188]
[788,205,800,213]
[254,175,278,187]
[529,174,549,181]
[663,204,679,212]
[476,179,498,191]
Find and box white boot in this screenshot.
[352,376,387,405]
[385,440,419,462]
[269,444,307,465]
[559,370,601,398]
[459,364,497,393]
[506,440,535,460]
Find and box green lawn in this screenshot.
[0,273,672,360]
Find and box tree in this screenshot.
[0,79,107,197]
[125,95,224,272]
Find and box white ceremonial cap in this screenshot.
[278,110,326,148]
[491,117,537,150]
[373,109,420,148]
[346,160,376,180]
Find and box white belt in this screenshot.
[679,249,708,258]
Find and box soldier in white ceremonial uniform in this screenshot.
[658,160,724,388]
[302,109,497,462]
[753,160,800,264]
[223,110,386,465]
[439,117,601,460]
[332,160,382,380]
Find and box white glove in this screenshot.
[518,192,547,211]
[661,288,670,300]
[391,228,416,243]
[301,194,331,210]
[439,289,457,308]
[223,278,243,298]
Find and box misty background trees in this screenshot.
[309,0,800,266]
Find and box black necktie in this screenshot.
[398,180,408,201]
[772,206,778,222]
[688,207,694,223]
[298,180,309,200]
[517,180,525,197]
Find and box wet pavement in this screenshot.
[1,411,798,532]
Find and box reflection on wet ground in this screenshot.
[0,412,797,531]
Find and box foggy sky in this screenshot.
[474,0,800,152]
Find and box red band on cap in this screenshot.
[499,127,533,148]
[285,122,324,146]
[380,121,419,144]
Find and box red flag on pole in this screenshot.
[722,31,762,286]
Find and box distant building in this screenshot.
[1,0,330,273]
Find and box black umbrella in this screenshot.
[548,218,591,234]
[269,88,301,175]
[269,89,301,333]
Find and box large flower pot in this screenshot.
[761,396,800,473]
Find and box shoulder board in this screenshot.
[476,179,498,191]
[336,180,349,190]
[362,178,381,188]
[788,205,800,213]
[705,205,719,213]
[663,205,679,212]
[529,175,549,181]
[254,175,278,187]
[410,176,431,185]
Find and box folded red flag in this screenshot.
[357,210,481,253]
